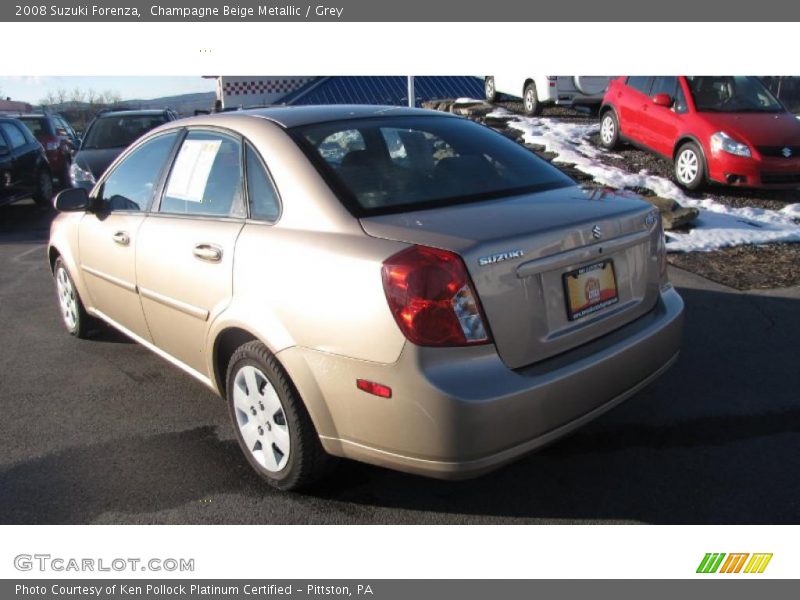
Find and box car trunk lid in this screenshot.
[360,186,663,369]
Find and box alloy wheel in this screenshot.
[55,266,78,331]
[600,115,616,145]
[677,149,699,184]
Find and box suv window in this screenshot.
[650,76,677,99]
[626,77,653,95]
[83,114,171,150]
[20,118,52,137]
[245,143,280,222]
[0,122,28,149]
[99,132,178,212]
[160,131,243,217]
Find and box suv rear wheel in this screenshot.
[674,142,706,190]
[226,341,335,491]
[599,111,620,150]
[523,82,542,116]
[33,170,53,208]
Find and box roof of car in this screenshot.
[234,104,456,128]
[96,109,173,118]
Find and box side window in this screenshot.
[626,77,653,95]
[674,85,688,114]
[99,132,178,212]
[245,143,280,222]
[1,123,28,149]
[160,131,243,217]
[651,76,677,99]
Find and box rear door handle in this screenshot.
[193,243,222,263]
[112,231,130,246]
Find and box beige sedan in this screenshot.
[49,105,684,490]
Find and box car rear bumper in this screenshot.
[708,152,800,188]
[281,286,684,479]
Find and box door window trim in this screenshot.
[242,139,283,225]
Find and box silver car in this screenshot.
[49,105,684,490]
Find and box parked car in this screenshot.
[17,113,79,187]
[485,76,612,115]
[69,108,178,189]
[599,76,800,190]
[49,106,683,490]
[0,117,53,208]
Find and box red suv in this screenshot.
[17,114,79,187]
[599,76,800,190]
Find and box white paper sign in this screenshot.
[165,139,222,203]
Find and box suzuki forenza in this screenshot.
[49,106,684,490]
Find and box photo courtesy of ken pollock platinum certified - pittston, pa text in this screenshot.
[14,583,372,597]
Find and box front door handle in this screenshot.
[193,243,222,263]
[112,231,130,246]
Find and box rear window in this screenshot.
[82,114,170,150]
[19,117,53,137]
[292,116,572,215]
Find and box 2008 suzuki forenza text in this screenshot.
[48,106,684,490]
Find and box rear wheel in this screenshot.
[33,170,53,208]
[674,142,706,190]
[226,341,335,491]
[523,82,542,116]
[599,110,620,150]
[53,258,92,338]
[484,76,498,103]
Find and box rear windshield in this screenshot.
[82,114,169,150]
[686,76,784,113]
[19,117,53,137]
[291,115,573,215]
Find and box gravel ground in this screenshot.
[488,100,800,290]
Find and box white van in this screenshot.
[485,76,611,115]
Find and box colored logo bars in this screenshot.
[697,553,773,574]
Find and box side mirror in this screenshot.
[54,187,91,212]
[653,93,673,108]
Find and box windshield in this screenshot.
[292,115,573,215]
[82,114,169,149]
[686,76,784,113]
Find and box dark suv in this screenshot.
[69,108,178,189]
[0,117,53,208]
[17,113,79,187]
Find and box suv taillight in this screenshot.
[381,245,491,347]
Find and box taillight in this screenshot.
[381,245,491,347]
[43,136,59,151]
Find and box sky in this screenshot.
[0,76,216,104]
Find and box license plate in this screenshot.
[563,260,619,321]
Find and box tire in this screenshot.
[53,257,92,338]
[33,169,54,208]
[599,110,620,150]
[484,76,498,103]
[523,81,542,116]
[674,142,706,190]
[226,341,335,491]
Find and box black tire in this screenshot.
[674,141,706,191]
[226,340,336,491]
[53,257,93,338]
[484,76,498,103]
[523,81,542,116]
[33,169,54,208]
[599,110,620,150]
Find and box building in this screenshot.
[206,76,483,110]
[0,98,33,113]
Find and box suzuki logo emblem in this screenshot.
[592,225,602,240]
[782,147,792,158]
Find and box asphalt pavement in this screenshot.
[1,201,799,524]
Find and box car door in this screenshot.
[78,131,180,341]
[0,126,14,204]
[640,76,684,156]
[614,76,653,142]
[135,129,246,377]
[0,121,37,196]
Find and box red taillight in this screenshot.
[356,379,392,398]
[381,245,491,347]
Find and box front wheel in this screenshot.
[226,341,335,491]
[674,142,706,190]
[53,258,92,338]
